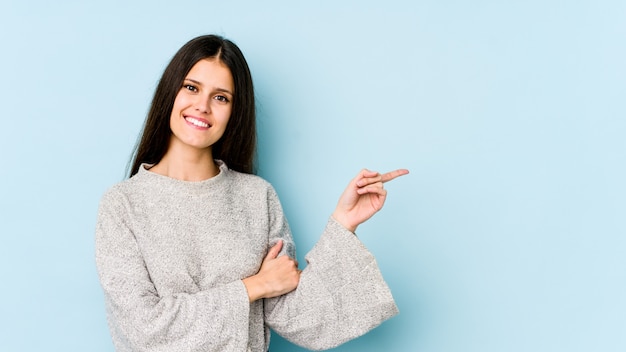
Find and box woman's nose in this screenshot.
[194,95,211,113]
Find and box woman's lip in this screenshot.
[184,115,211,129]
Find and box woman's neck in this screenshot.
[149,145,219,182]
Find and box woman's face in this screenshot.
[169,58,234,153]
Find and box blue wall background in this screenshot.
[1,1,624,351]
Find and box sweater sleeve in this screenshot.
[263,189,399,351]
[95,190,251,352]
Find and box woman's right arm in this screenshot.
[95,191,251,351]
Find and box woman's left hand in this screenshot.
[332,168,409,233]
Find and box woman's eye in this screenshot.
[215,95,230,103]
[183,84,197,92]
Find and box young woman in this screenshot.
[95,34,408,352]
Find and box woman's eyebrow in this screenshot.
[215,87,234,95]
[184,78,203,86]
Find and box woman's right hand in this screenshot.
[242,240,301,302]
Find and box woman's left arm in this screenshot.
[263,168,408,350]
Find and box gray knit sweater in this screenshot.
[95,161,398,351]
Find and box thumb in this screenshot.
[265,240,283,260]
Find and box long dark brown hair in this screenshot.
[128,35,256,177]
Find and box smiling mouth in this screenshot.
[185,116,211,128]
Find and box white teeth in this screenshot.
[186,117,209,128]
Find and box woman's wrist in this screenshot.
[331,211,357,233]
[242,275,265,302]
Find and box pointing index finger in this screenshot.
[381,169,410,183]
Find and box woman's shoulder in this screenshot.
[224,167,274,192]
[97,175,142,206]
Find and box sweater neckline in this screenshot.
[136,160,229,191]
